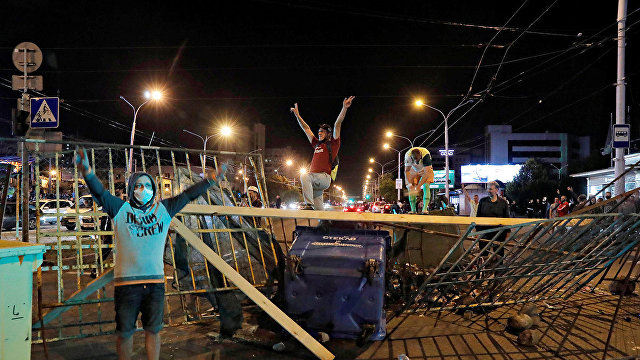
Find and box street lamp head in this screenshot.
[299,167,307,175]
[369,158,374,163]
[366,174,371,179]
[220,125,233,137]
[383,143,390,149]
[144,90,163,101]
[415,99,424,107]
[368,168,373,173]
[285,159,293,166]
[385,131,393,138]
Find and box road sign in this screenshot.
[395,178,403,190]
[613,124,630,148]
[12,75,43,91]
[30,97,59,129]
[12,42,42,74]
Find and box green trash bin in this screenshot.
[0,240,45,360]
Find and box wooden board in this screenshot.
[171,219,335,360]
[181,204,544,227]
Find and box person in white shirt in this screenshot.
[462,184,479,217]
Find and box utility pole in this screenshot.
[614,0,628,195]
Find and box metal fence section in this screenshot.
[391,213,640,316]
[8,139,280,343]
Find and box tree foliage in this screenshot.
[379,173,398,202]
[505,158,557,204]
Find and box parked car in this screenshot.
[371,201,386,213]
[38,199,73,224]
[2,203,39,230]
[343,204,361,212]
[61,195,103,231]
[381,203,392,214]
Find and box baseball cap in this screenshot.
[248,186,259,193]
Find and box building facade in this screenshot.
[485,125,590,176]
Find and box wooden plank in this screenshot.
[33,268,114,328]
[171,219,335,360]
[181,204,544,226]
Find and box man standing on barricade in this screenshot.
[75,148,225,360]
[291,96,354,210]
[404,147,434,214]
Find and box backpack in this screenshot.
[322,140,339,182]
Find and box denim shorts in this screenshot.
[114,283,165,338]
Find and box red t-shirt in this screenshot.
[309,136,340,175]
[557,201,570,217]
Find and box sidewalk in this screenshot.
[32,290,639,360]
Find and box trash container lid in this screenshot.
[0,240,46,259]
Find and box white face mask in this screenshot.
[134,187,154,205]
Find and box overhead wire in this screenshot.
[421,4,639,150]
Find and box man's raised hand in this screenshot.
[207,162,229,184]
[343,96,355,109]
[290,103,300,117]
[75,147,91,176]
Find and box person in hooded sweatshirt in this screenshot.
[76,148,225,360]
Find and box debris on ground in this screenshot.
[517,329,541,346]
[608,277,636,296]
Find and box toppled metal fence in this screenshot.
[2,138,639,359]
[0,139,284,343]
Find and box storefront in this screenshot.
[570,153,640,197]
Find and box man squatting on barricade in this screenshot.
[76,148,226,360]
[404,147,435,213]
[291,96,354,210]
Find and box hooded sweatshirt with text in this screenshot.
[84,171,213,286]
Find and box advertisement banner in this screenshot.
[430,170,454,189]
[461,164,522,183]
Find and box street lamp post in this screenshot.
[549,163,568,181]
[415,99,473,201]
[383,143,402,201]
[182,129,216,173]
[120,90,162,173]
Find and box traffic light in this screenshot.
[11,109,29,136]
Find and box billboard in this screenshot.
[461,164,522,184]
[430,170,454,189]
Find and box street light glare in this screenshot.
[415,99,424,107]
[285,159,293,166]
[368,168,373,172]
[220,125,233,137]
[50,169,57,176]
[385,131,393,138]
[144,90,163,101]
[383,143,390,149]
[299,168,307,175]
[369,158,374,163]
[366,174,371,179]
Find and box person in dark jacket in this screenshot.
[476,181,511,257]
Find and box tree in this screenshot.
[505,158,557,206]
[379,173,398,202]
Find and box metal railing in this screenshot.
[0,139,280,342]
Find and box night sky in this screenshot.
[1,1,638,195]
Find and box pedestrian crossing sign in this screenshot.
[30,97,59,128]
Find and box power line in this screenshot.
[253,0,583,38]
